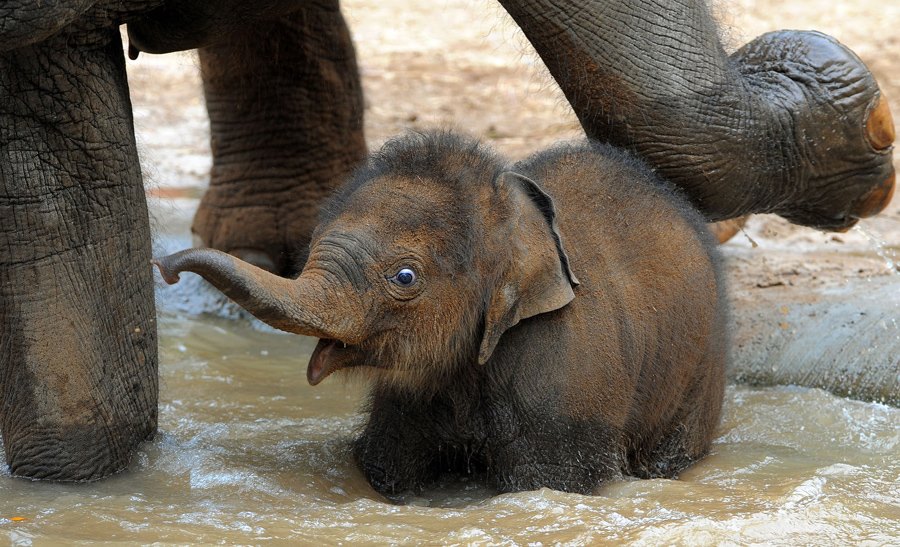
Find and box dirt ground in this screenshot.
[126,0,900,295]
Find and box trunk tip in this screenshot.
[866,93,895,151]
[151,257,181,285]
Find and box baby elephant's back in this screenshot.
[512,141,727,454]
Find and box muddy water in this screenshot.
[2,310,898,544]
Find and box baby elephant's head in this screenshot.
[155,133,577,390]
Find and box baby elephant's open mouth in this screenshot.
[307,338,361,385]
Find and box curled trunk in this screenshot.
[500,1,895,230]
[154,249,363,343]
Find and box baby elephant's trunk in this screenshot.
[152,249,357,342]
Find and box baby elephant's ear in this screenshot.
[478,171,580,365]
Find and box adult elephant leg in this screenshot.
[193,2,366,275]
[0,29,157,480]
[500,0,895,230]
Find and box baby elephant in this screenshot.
[154,131,727,498]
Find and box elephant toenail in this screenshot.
[866,94,895,151]
[851,170,896,219]
[230,248,277,272]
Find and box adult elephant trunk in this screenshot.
[500,0,895,230]
[0,28,157,481]
[153,249,366,344]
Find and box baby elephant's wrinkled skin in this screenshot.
[154,132,727,498]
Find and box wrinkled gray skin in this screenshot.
[0,0,894,481]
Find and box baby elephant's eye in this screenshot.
[389,267,417,287]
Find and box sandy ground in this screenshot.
[126,0,900,298]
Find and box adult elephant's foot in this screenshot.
[190,4,365,276]
[728,31,895,230]
[1,30,157,480]
[192,182,337,275]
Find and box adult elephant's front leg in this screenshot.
[0,29,157,480]
[501,0,895,230]
[192,2,366,275]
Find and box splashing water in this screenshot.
[854,224,899,275]
[2,314,899,544]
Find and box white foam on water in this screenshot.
[782,477,827,508]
